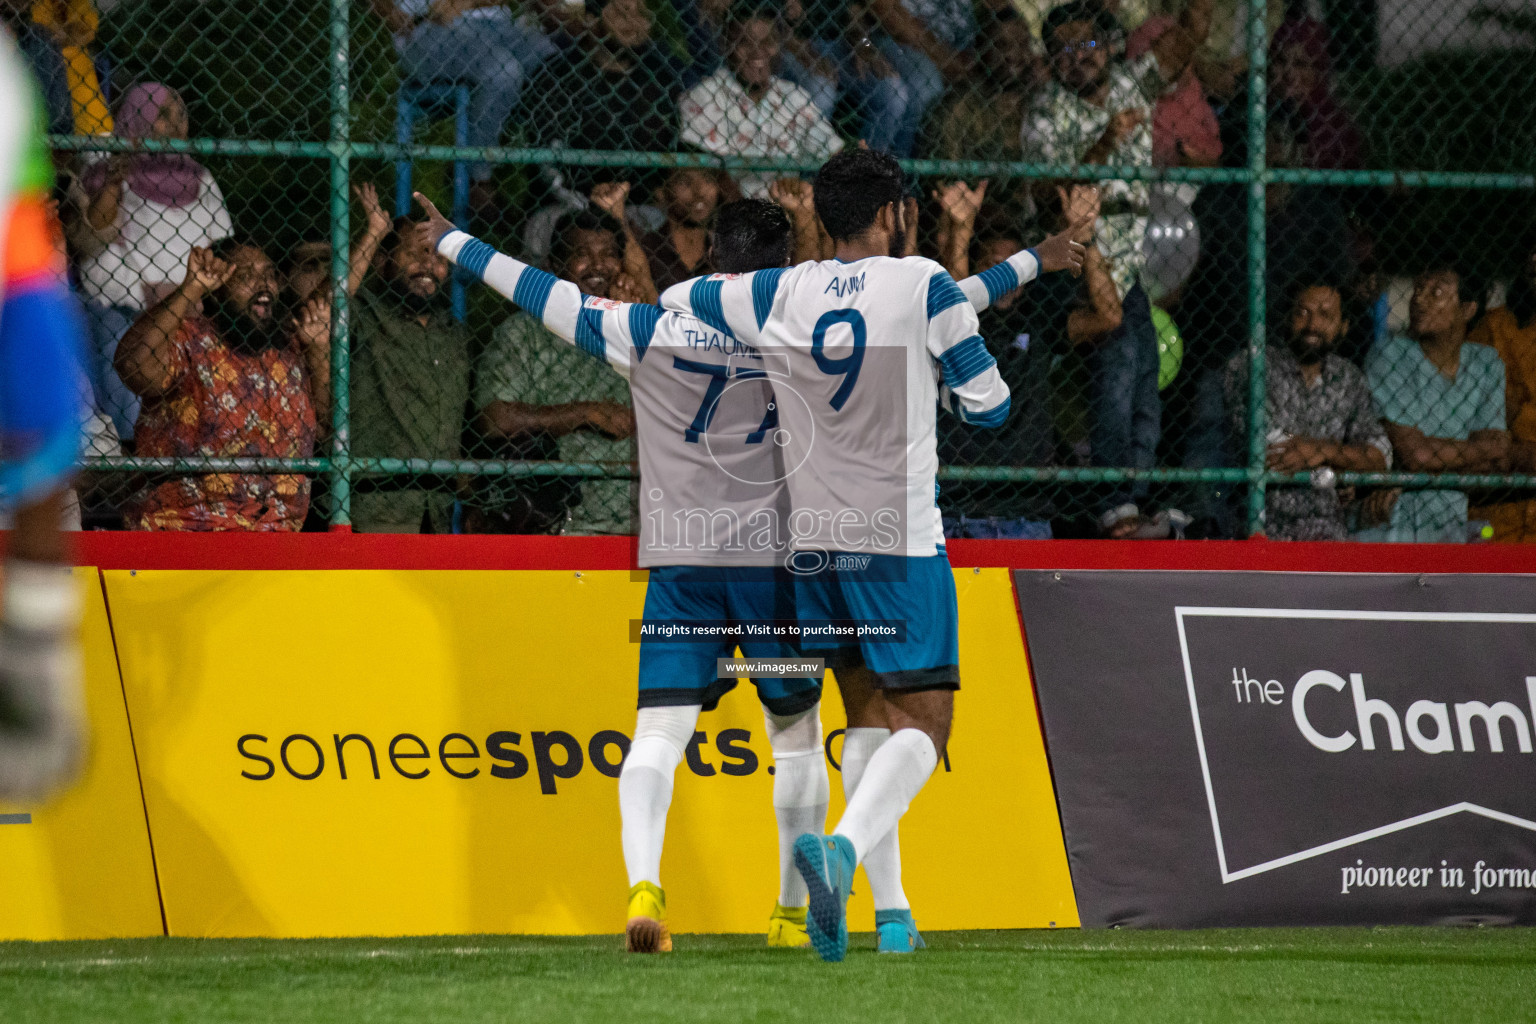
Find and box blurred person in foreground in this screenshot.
[1224,281,1389,541]
[473,208,640,535]
[1468,242,1536,541]
[114,241,331,531]
[1354,264,1508,543]
[348,212,472,533]
[0,35,88,801]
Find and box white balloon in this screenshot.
[1141,189,1202,303]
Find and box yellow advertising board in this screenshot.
[104,567,1076,938]
[0,568,164,940]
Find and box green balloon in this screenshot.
[1153,307,1184,392]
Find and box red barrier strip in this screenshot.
[54,533,1536,573]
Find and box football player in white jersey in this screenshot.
[658,148,1085,960]
[417,172,1082,957]
[666,148,1087,957]
[416,193,841,952]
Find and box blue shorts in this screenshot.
[637,566,822,717]
[793,553,959,691]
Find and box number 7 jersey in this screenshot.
[661,256,1011,559]
[438,229,791,567]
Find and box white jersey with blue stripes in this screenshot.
[438,229,788,567]
[660,253,1028,558]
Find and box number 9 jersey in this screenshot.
[661,257,1011,559]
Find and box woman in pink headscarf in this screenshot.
[77,83,233,442]
[1268,17,1363,170]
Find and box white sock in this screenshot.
[618,705,700,889]
[833,728,937,865]
[766,704,828,908]
[841,727,909,910]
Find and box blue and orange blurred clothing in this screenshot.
[1,40,86,506]
[127,315,317,531]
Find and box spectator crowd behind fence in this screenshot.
[10,0,1536,541]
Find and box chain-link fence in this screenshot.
[24,0,1536,539]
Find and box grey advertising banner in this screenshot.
[1016,570,1536,928]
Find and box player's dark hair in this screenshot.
[812,149,905,243]
[710,199,793,273]
[549,208,625,272]
[1041,0,1118,50]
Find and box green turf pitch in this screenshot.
[1,928,1532,1023]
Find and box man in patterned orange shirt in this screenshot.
[114,239,332,530]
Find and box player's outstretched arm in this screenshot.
[957,212,1091,313]
[657,270,773,348]
[414,192,658,375]
[927,269,1012,429]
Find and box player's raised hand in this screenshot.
[1034,221,1089,276]
[413,192,457,251]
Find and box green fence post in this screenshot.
[327,0,353,529]
[1244,0,1269,537]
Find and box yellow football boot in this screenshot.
[766,903,810,948]
[625,881,672,953]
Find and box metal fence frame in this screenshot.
[55,0,1536,534]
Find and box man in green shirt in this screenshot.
[475,209,638,535]
[350,219,473,532]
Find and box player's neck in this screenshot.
[833,232,891,263]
